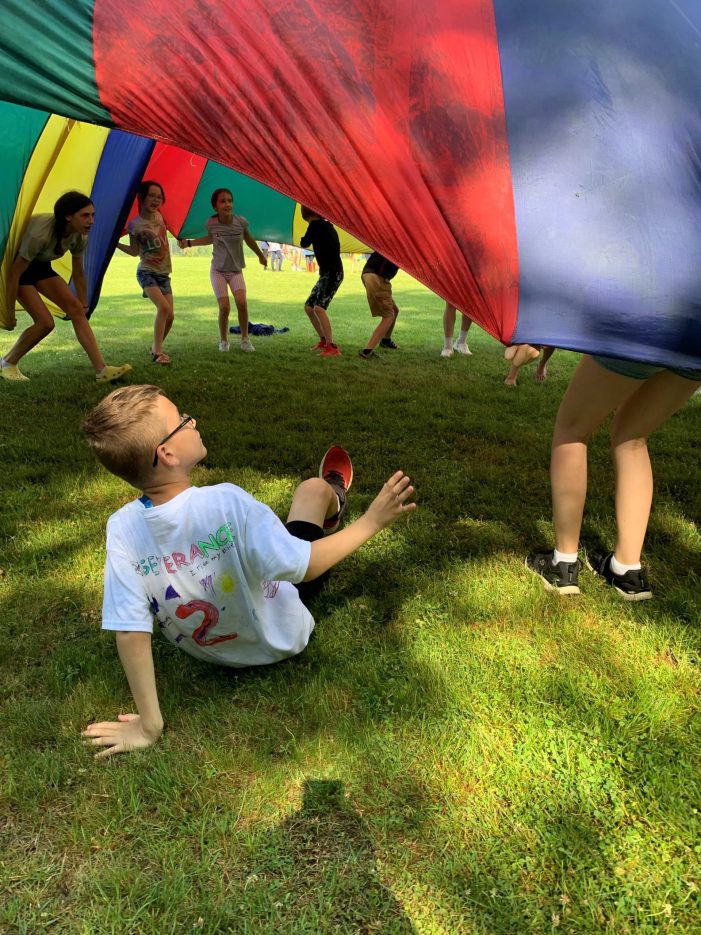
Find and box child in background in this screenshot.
[440,303,473,358]
[82,384,415,756]
[1,191,132,383]
[300,206,344,357]
[359,252,401,358]
[117,181,174,366]
[179,189,267,352]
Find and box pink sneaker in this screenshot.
[320,343,342,357]
[310,338,327,351]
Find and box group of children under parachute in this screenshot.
[0,182,407,380]
[2,185,700,759]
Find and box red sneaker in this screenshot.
[320,343,342,357]
[311,338,327,351]
[319,446,353,529]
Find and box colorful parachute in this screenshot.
[1,0,700,368]
[0,102,367,321]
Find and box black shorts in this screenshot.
[305,269,344,311]
[286,519,329,608]
[19,259,59,287]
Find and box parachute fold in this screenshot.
[1,0,700,368]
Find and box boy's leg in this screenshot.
[314,305,334,345]
[286,447,353,605]
[287,478,338,527]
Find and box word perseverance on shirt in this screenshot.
[133,522,236,576]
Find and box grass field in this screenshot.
[1,255,700,933]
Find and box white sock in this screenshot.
[443,336,453,349]
[458,329,470,344]
[611,555,641,574]
[0,358,10,369]
[553,549,578,565]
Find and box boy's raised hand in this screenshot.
[365,471,416,531]
[83,713,162,759]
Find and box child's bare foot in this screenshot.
[504,366,518,386]
[534,364,548,382]
[504,344,540,367]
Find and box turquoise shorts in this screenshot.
[591,355,701,382]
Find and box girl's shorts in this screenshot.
[210,268,246,298]
[591,354,701,382]
[19,259,59,287]
[137,269,172,297]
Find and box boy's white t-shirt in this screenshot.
[102,484,314,667]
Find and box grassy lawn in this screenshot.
[1,255,700,933]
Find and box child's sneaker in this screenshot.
[359,348,378,359]
[526,550,581,594]
[440,347,454,358]
[585,550,652,600]
[320,343,341,357]
[219,340,230,352]
[0,363,29,381]
[240,339,255,352]
[319,446,353,530]
[311,338,327,351]
[96,364,133,383]
[380,338,399,349]
[453,341,472,355]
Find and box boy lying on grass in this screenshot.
[82,385,415,757]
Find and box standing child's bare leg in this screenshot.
[534,346,555,382]
[233,289,253,351]
[217,297,230,349]
[441,303,457,357]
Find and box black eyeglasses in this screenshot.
[152,414,194,467]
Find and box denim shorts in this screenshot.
[136,268,172,297]
[591,354,701,382]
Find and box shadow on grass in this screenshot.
[237,778,417,933]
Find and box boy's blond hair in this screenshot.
[83,384,165,488]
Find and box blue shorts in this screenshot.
[137,269,172,297]
[591,355,701,382]
[305,270,344,311]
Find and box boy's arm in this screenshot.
[243,228,267,266]
[303,471,415,580]
[83,631,164,758]
[299,223,313,249]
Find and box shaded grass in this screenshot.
[1,256,700,933]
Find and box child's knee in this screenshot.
[36,315,56,337]
[299,477,329,498]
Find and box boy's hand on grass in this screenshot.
[82,714,162,759]
[365,471,416,531]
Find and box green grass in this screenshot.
[1,255,700,933]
